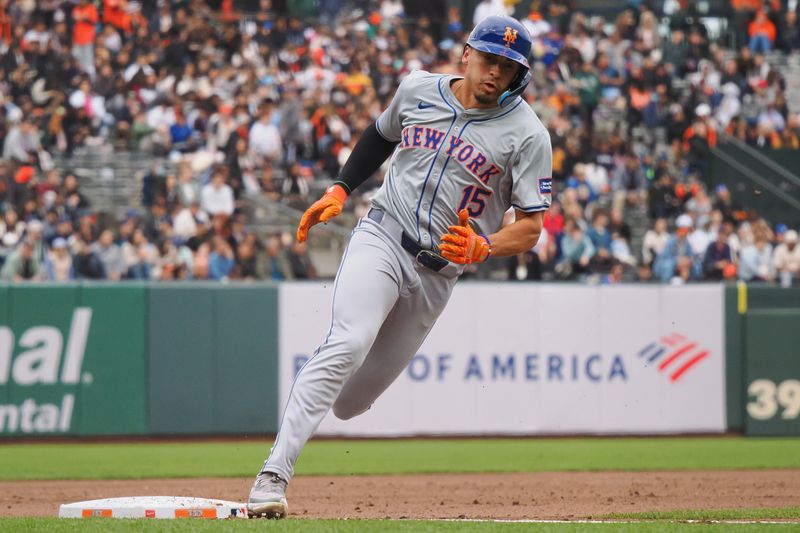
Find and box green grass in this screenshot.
[0,437,799,480]
[607,507,800,520]
[1,519,798,533]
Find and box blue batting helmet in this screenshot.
[467,15,532,106]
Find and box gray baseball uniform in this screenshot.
[262,70,552,482]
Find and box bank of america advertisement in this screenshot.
[279,284,725,435]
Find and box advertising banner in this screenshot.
[0,285,147,437]
[280,284,726,436]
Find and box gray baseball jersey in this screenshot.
[260,70,552,487]
[373,69,552,248]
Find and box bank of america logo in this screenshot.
[638,333,710,383]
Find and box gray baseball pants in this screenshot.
[262,210,459,482]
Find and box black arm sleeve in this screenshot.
[334,122,399,194]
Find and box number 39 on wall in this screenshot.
[747,379,800,420]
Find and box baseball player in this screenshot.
[247,15,552,519]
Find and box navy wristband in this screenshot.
[479,233,492,258]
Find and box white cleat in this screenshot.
[247,472,288,519]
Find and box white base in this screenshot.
[59,496,248,519]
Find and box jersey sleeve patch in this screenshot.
[538,177,552,195]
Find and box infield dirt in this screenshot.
[2,470,800,519]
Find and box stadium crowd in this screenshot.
[0,0,799,285]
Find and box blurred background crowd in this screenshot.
[0,0,799,285]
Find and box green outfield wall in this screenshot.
[725,284,800,436]
[147,285,279,435]
[0,283,279,437]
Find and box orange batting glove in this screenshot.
[439,209,491,264]
[296,184,348,243]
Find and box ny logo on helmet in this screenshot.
[503,27,518,48]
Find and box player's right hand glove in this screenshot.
[297,184,348,243]
[439,209,492,264]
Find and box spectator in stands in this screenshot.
[522,7,550,39]
[573,61,600,133]
[170,111,195,153]
[558,221,595,279]
[0,208,25,261]
[0,239,43,281]
[93,229,125,281]
[612,154,647,209]
[686,185,713,223]
[731,0,761,49]
[654,214,699,283]
[702,228,735,281]
[192,242,211,280]
[611,230,635,267]
[774,229,800,287]
[263,235,293,281]
[642,218,669,268]
[287,239,315,279]
[507,248,543,281]
[231,137,259,194]
[177,164,201,206]
[47,214,75,246]
[281,163,311,209]
[145,99,176,147]
[122,228,158,279]
[473,0,508,27]
[648,173,679,220]
[602,260,626,284]
[44,237,73,281]
[69,79,107,134]
[163,174,181,213]
[174,201,204,243]
[2,1,798,285]
[716,83,742,129]
[584,162,610,198]
[63,173,91,216]
[249,102,282,164]
[683,106,716,179]
[71,0,99,76]
[25,220,47,266]
[209,235,235,280]
[586,210,612,272]
[231,236,260,280]
[739,235,774,282]
[780,10,800,51]
[152,239,179,281]
[689,215,714,260]
[201,171,235,217]
[141,167,162,209]
[566,163,597,208]
[749,9,777,53]
[3,118,40,165]
[142,201,170,243]
[662,29,688,75]
[711,184,737,223]
[670,255,696,285]
[73,237,105,279]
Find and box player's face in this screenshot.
[463,47,520,105]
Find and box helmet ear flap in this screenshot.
[498,68,531,107]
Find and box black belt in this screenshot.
[367,209,450,272]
